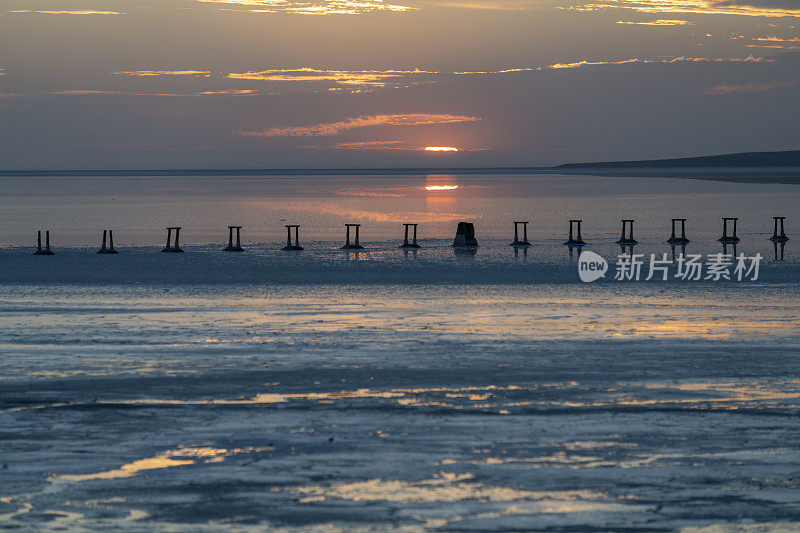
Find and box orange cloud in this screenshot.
[453,67,538,75]
[616,19,693,25]
[434,1,539,10]
[569,1,800,18]
[48,89,257,97]
[195,0,416,15]
[746,44,800,49]
[704,81,799,94]
[546,58,644,69]
[9,10,125,15]
[111,70,212,77]
[749,36,800,48]
[325,140,410,150]
[228,68,435,87]
[455,55,770,74]
[195,89,258,95]
[547,56,768,69]
[754,36,800,42]
[240,113,481,137]
[49,90,122,95]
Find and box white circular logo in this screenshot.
[578,251,608,282]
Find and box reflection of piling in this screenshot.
[718,218,740,243]
[770,217,789,243]
[616,219,638,245]
[773,241,786,261]
[667,218,690,244]
[721,241,738,256]
[564,220,585,246]
[342,224,364,249]
[97,230,118,254]
[669,242,687,262]
[399,223,420,248]
[453,245,478,257]
[33,230,55,255]
[511,221,530,246]
[162,227,184,253]
[223,226,244,252]
[283,225,303,250]
[567,245,577,260]
[452,222,478,246]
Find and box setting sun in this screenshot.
[424,184,459,191]
[424,146,459,152]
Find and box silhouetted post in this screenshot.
[616,219,638,245]
[342,224,364,249]
[162,227,184,253]
[564,220,585,246]
[452,222,478,246]
[34,230,55,255]
[399,223,421,248]
[718,218,740,243]
[668,218,689,244]
[97,230,118,254]
[511,221,530,246]
[223,226,244,252]
[282,225,303,250]
[770,216,789,242]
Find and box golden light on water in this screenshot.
[424,146,459,152]
[425,184,459,191]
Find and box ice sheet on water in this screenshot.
[2,281,800,530]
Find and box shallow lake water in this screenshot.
[1,171,799,246]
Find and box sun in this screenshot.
[424,146,459,152]
[425,185,459,191]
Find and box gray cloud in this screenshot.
[714,0,800,8]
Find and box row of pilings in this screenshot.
[30,217,790,255]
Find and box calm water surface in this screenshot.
[1,172,798,245]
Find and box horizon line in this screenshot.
[0,166,556,176]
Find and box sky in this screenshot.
[1,0,799,169]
